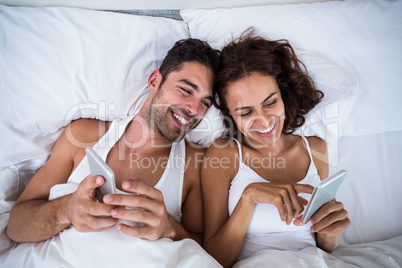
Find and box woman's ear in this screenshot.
[148,69,162,94]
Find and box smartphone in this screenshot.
[85,147,116,202]
[301,169,347,223]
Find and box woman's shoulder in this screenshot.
[287,134,327,152]
[304,136,328,180]
[205,138,240,164]
[205,138,239,155]
[203,138,240,180]
[305,136,327,155]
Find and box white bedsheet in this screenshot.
[1,227,221,268]
[233,235,402,268]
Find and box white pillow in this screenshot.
[0,5,213,169]
[181,0,402,136]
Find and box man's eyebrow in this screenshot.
[261,93,277,104]
[179,79,199,91]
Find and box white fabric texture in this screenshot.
[2,227,222,268]
[181,0,402,136]
[233,235,402,268]
[0,4,223,171]
[330,130,402,248]
[0,166,22,256]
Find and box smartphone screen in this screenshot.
[301,169,347,223]
[85,147,116,202]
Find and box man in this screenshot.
[7,39,220,245]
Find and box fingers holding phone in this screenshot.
[104,179,174,240]
[66,175,120,233]
[309,199,351,236]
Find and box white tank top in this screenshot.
[228,136,322,260]
[49,115,185,223]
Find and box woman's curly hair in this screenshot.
[214,29,324,138]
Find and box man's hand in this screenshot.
[66,175,119,232]
[103,179,175,240]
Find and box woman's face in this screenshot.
[225,72,285,148]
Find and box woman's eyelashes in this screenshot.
[263,99,277,107]
[239,110,252,117]
[237,99,278,117]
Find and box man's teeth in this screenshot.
[257,123,275,134]
[173,112,189,126]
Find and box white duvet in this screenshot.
[234,236,402,268]
[1,211,401,268]
[2,226,221,268]
[1,190,400,268]
[0,153,401,267]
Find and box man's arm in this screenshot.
[7,120,118,242]
[102,143,205,244]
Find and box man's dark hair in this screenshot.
[159,38,220,87]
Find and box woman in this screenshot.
[201,32,351,267]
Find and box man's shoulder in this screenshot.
[64,118,112,148]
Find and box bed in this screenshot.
[0,0,401,267]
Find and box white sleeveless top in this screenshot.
[49,115,185,223]
[228,136,322,260]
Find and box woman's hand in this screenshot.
[310,200,351,236]
[242,183,314,225]
[294,199,351,252]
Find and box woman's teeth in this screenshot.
[173,112,189,126]
[256,123,275,134]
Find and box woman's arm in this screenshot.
[307,136,351,252]
[202,139,312,267]
[201,140,250,267]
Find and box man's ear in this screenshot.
[148,69,162,94]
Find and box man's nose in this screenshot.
[183,98,201,116]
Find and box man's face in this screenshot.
[150,61,214,142]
